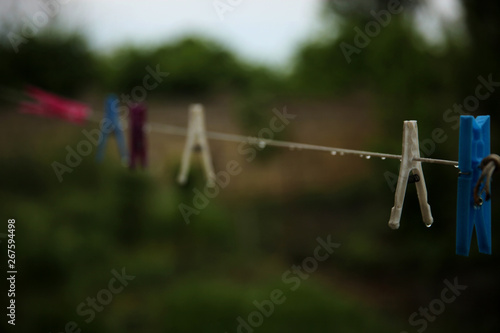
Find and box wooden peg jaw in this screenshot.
[177,104,216,187]
[388,121,433,230]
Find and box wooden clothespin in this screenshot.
[177,104,216,187]
[388,121,433,229]
[456,115,491,256]
[129,103,147,170]
[96,95,128,164]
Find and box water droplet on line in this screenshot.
[258,141,266,148]
[366,155,371,160]
[381,157,386,160]
[360,154,364,158]
[331,151,337,156]
[340,152,345,156]
[454,165,459,169]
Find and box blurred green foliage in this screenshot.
[105,38,247,96]
[0,32,97,97]
[0,33,286,132]
[0,154,403,333]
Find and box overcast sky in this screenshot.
[4,0,462,66]
[62,0,325,66]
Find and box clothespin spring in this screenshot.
[474,154,500,206]
[408,174,420,183]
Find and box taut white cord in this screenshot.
[81,114,463,167]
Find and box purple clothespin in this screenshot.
[129,103,147,170]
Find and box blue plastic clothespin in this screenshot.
[95,95,128,164]
[456,115,491,256]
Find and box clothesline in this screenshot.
[88,115,459,167]
[3,87,495,257]
[0,86,459,167]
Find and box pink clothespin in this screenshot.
[19,86,90,124]
[129,103,147,170]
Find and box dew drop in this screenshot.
[366,155,371,160]
[381,157,386,160]
[454,165,459,169]
[331,151,337,156]
[258,141,267,148]
[359,154,364,158]
[340,152,345,156]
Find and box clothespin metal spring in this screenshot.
[474,154,499,206]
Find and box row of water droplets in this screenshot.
[251,139,458,167]
[254,139,390,161]
[330,150,386,160]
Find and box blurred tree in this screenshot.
[460,1,500,119]
[289,0,470,133]
[102,37,286,133]
[325,0,421,15]
[0,32,98,97]
[107,38,251,97]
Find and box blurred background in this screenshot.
[1,0,499,332]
